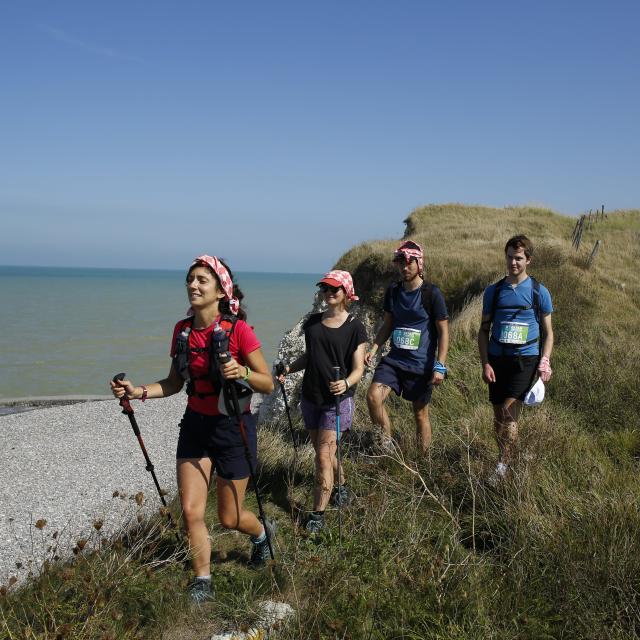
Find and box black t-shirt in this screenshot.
[301,313,368,406]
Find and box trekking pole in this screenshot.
[332,366,343,555]
[274,360,297,454]
[212,342,275,560]
[111,373,177,532]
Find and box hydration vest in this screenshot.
[489,276,542,349]
[173,315,238,398]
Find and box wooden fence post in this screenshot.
[587,240,601,268]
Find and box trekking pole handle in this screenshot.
[112,372,134,415]
[274,360,286,377]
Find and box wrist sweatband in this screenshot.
[243,366,252,381]
[433,361,447,375]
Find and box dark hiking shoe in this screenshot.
[188,577,214,604]
[304,512,326,537]
[330,485,355,508]
[248,518,277,568]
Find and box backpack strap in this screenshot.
[489,277,543,350]
[421,281,435,319]
[489,277,508,324]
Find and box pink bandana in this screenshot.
[394,240,424,274]
[189,255,239,315]
[317,270,359,301]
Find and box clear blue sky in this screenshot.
[2,1,638,272]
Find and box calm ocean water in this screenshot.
[0,266,319,399]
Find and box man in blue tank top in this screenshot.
[365,241,449,454]
[478,235,554,480]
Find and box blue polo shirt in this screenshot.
[482,277,553,357]
[382,282,448,374]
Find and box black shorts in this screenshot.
[488,355,538,405]
[176,408,257,480]
[372,358,433,405]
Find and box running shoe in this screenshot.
[330,485,355,508]
[304,513,326,536]
[188,578,214,604]
[248,518,277,568]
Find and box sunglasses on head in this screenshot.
[319,283,341,294]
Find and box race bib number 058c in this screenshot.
[392,327,421,350]
[498,321,529,345]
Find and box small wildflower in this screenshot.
[76,539,88,551]
[112,490,120,498]
[159,507,168,517]
[134,492,145,506]
[35,519,47,530]
[61,568,73,581]
[8,576,17,586]
[0,586,6,597]
[15,562,22,569]
[93,519,104,531]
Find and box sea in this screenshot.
[0,266,319,400]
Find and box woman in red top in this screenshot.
[110,255,274,603]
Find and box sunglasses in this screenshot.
[318,284,341,294]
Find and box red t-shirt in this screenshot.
[170,317,261,416]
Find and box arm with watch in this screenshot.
[431,318,449,385]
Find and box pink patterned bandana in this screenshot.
[317,270,359,301]
[394,240,424,274]
[189,255,239,315]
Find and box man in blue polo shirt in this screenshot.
[365,241,449,454]
[478,235,554,479]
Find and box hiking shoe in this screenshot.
[330,485,355,508]
[304,513,325,537]
[248,518,277,569]
[488,462,508,487]
[188,577,214,604]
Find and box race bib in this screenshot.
[392,327,421,350]
[498,321,529,345]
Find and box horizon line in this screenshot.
[0,264,321,276]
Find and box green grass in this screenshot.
[2,204,639,639]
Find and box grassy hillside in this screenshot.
[2,204,639,639]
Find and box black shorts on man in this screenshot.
[488,355,538,405]
[372,358,433,404]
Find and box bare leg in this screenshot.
[309,429,339,511]
[177,457,214,577]
[413,401,431,454]
[493,398,521,465]
[216,476,264,537]
[367,382,393,437]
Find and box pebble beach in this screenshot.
[0,394,186,586]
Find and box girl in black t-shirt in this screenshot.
[278,270,367,536]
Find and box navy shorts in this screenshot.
[488,355,538,405]
[176,408,258,480]
[300,395,354,432]
[372,358,433,405]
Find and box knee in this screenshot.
[217,509,240,530]
[367,386,381,410]
[315,446,334,471]
[181,501,205,528]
